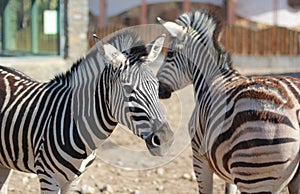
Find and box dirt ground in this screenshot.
[2,59,291,194]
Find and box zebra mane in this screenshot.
[175,10,234,69]
[51,30,148,84]
[50,58,83,83]
[105,30,148,59]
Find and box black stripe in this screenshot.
[39,178,53,185]
[234,176,277,184]
[241,192,272,194]
[41,188,57,192]
[231,160,289,169]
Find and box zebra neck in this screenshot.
[192,52,244,135]
[193,52,241,106]
[70,56,117,151]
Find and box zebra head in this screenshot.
[94,32,174,156]
[155,16,193,99]
[156,11,221,99]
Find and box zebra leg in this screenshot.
[37,173,60,194]
[61,177,81,194]
[60,181,73,194]
[225,183,238,194]
[193,152,214,194]
[0,166,12,194]
[288,164,299,194]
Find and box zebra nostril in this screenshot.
[152,134,161,147]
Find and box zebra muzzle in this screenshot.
[158,81,173,99]
[144,122,174,156]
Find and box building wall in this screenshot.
[67,0,89,61]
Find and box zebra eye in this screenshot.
[167,51,174,58]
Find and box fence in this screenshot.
[221,25,300,56]
[88,25,300,56]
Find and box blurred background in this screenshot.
[0,0,299,63]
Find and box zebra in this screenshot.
[0,30,174,193]
[156,10,299,194]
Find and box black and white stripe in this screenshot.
[0,31,173,193]
[157,10,299,194]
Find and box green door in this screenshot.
[0,0,61,56]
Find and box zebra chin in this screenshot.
[144,122,174,156]
[158,81,173,99]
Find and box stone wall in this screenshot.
[67,0,89,62]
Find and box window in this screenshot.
[0,0,62,56]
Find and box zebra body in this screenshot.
[0,31,173,193]
[157,10,299,193]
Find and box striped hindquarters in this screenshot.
[209,76,300,193]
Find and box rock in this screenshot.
[191,173,197,181]
[156,168,164,176]
[99,184,113,193]
[26,185,31,190]
[117,160,123,166]
[156,185,164,191]
[182,173,191,180]
[182,172,197,181]
[146,170,151,177]
[28,174,37,179]
[131,190,141,194]
[89,175,95,179]
[81,184,95,194]
[22,177,29,184]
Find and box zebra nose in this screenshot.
[145,122,174,156]
[158,81,173,99]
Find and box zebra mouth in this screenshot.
[158,82,173,99]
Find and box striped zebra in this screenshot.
[0,31,174,193]
[156,10,299,194]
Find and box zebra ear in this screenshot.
[141,34,166,63]
[157,17,187,41]
[93,34,127,69]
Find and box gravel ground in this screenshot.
[1,57,294,194]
